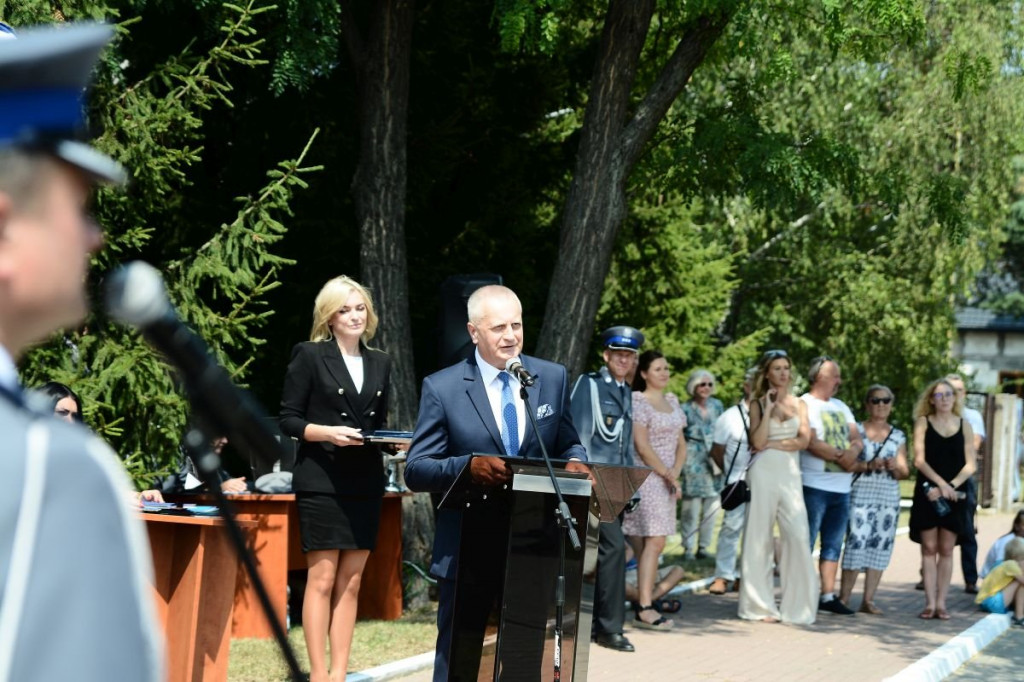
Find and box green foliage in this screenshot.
[592,0,1020,424]
[264,0,339,94]
[491,0,577,53]
[9,0,318,486]
[596,197,768,403]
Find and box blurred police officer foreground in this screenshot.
[0,22,162,681]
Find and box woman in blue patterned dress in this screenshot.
[838,384,909,615]
[680,369,724,559]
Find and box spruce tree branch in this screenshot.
[119,0,268,106]
[193,129,321,256]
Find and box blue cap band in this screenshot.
[606,335,638,349]
[0,89,83,142]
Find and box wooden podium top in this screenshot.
[139,513,256,528]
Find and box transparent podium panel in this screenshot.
[439,457,598,681]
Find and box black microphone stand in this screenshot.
[182,426,305,682]
[518,379,581,682]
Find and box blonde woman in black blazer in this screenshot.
[280,275,390,682]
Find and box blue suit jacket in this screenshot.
[404,354,586,579]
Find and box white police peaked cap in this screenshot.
[0,22,126,185]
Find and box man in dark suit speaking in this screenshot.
[405,284,588,681]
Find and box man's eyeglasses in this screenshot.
[933,391,954,400]
[868,397,892,405]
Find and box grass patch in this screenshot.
[900,478,916,499]
[228,606,437,682]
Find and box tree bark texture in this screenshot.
[342,0,435,589]
[535,1,734,379]
[342,0,418,431]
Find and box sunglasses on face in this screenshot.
[868,397,892,405]
[696,382,713,388]
[933,391,953,400]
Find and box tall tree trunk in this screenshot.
[343,0,418,431]
[536,1,734,378]
[342,0,434,607]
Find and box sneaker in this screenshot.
[695,549,714,560]
[1012,616,1024,628]
[819,598,856,615]
[914,580,924,591]
[964,584,979,594]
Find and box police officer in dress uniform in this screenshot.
[0,23,163,681]
[569,325,644,652]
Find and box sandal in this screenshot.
[708,578,728,595]
[936,609,950,620]
[634,606,672,631]
[653,597,682,614]
[859,602,883,616]
[918,608,935,620]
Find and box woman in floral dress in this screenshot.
[680,369,724,558]
[623,350,687,629]
[838,384,909,615]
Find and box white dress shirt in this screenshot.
[475,349,527,450]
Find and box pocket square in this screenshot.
[536,403,554,420]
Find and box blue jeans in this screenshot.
[803,486,850,562]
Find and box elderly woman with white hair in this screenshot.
[680,369,725,559]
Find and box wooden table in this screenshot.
[143,513,250,682]
[166,492,407,639]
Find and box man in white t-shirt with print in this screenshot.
[800,356,864,615]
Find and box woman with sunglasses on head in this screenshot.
[679,369,724,560]
[838,385,909,615]
[909,378,976,620]
[738,350,818,624]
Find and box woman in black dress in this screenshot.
[909,378,976,621]
[280,276,390,682]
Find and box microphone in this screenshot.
[505,357,536,387]
[104,261,286,469]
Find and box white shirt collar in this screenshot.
[0,344,19,393]
[475,348,518,387]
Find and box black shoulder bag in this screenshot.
[720,404,753,511]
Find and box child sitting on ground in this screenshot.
[975,536,1024,626]
[979,509,1024,579]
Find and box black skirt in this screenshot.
[296,492,382,552]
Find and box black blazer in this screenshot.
[279,340,390,495]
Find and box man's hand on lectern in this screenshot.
[564,459,595,483]
[470,456,513,486]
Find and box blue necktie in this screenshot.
[500,372,519,456]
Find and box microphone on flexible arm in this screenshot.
[103,261,286,470]
[104,260,305,682]
[505,356,536,387]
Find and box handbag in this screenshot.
[720,405,753,511]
